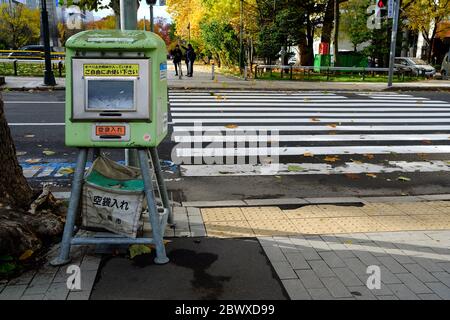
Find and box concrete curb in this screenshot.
[180,194,450,208]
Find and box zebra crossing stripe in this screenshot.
[172,133,450,143]
[171,118,450,124]
[180,160,450,177]
[174,145,450,157]
[173,125,450,132]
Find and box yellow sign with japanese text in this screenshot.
[83,64,139,77]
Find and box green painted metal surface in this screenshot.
[65,30,168,147]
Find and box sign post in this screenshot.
[387,0,400,87]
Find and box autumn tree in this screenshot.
[0,3,40,49]
[403,0,450,62]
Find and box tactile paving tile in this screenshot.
[429,202,450,214]
[201,207,246,222]
[316,205,368,218]
[248,219,299,236]
[360,203,406,216]
[333,216,389,233]
[241,206,288,221]
[290,218,346,234]
[283,205,329,219]
[410,214,450,230]
[389,202,444,215]
[204,220,255,238]
[371,215,426,231]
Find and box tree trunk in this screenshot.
[0,96,33,209]
[321,0,334,43]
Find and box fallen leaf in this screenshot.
[397,176,411,182]
[344,173,360,180]
[225,124,239,129]
[363,154,374,160]
[288,165,306,172]
[57,167,74,175]
[129,244,151,259]
[328,131,336,135]
[215,95,223,100]
[422,140,432,145]
[16,151,27,156]
[328,124,337,128]
[42,150,55,156]
[310,118,320,122]
[351,159,363,164]
[366,173,377,178]
[24,134,35,138]
[324,156,339,162]
[19,249,34,261]
[25,158,42,164]
[303,152,314,157]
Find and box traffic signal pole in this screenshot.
[388,0,400,87]
[40,0,56,86]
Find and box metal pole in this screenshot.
[388,0,400,87]
[120,0,139,166]
[40,0,56,86]
[51,148,88,266]
[332,0,339,67]
[149,147,173,225]
[138,149,169,264]
[239,0,244,72]
[150,5,154,32]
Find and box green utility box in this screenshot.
[65,30,168,147]
[314,54,331,72]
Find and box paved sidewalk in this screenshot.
[0,231,101,300]
[260,231,450,300]
[2,64,450,91]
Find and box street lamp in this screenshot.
[40,0,56,86]
[146,0,157,32]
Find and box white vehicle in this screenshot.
[441,53,449,79]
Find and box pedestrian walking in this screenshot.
[182,43,196,77]
[171,44,183,76]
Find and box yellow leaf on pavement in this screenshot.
[310,118,320,122]
[324,156,339,162]
[303,152,314,157]
[42,150,56,156]
[363,154,374,160]
[225,124,239,129]
[19,250,34,261]
[366,173,377,178]
[328,124,337,128]
[129,244,151,259]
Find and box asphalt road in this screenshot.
[3,89,450,200]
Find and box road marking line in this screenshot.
[171,107,450,111]
[175,145,450,157]
[9,123,65,126]
[180,161,450,176]
[172,133,450,143]
[171,112,450,117]
[170,102,449,107]
[171,118,450,124]
[173,125,450,132]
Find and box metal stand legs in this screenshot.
[51,148,88,266]
[51,147,169,266]
[138,149,169,264]
[149,147,173,225]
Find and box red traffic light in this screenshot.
[377,0,385,7]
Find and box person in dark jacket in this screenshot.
[171,44,183,76]
[182,43,196,77]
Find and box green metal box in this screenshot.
[65,30,168,147]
